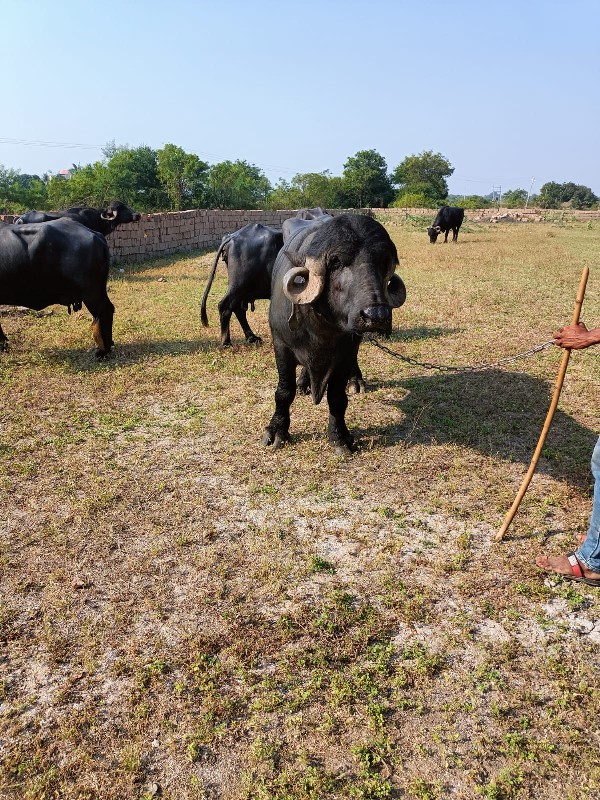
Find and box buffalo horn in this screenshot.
[282,255,326,304]
[434,225,442,232]
[387,274,406,308]
[100,207,118,220]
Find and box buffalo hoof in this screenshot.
[0,340,8,352]
[247,335,262,345]
[221,341,233,349]
[334,440,357,456]
[262,429,288,450]
[330,430,357,454]
[347,377,366,394]
[95,349,112,360]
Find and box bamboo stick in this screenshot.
[495,265,590,541]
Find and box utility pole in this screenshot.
[525,177,535,208]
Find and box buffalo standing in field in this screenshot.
[263,214,406,454]
[200,209,332,348]
[0,218,113,357]
[427,206,465,243]
[200,223,284,347]
[281,211,367,395]
[15,200,141,237]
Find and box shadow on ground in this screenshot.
[390,326,463,342]
[362,368,596,490]
[39,337,213,371]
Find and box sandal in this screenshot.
[536,552,600,587]
[564,553,600,587]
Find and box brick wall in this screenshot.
[0,208,367,264]
[2,207,598,264]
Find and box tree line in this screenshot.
[1,143,597,214]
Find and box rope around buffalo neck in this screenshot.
[365,335,557,373]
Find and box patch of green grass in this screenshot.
[309,555,336,574]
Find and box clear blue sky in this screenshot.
[2,0,599,196]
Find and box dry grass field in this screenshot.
[1,215,599,800]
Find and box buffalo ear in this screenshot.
[284,250,305,269]
[387,274,406,308]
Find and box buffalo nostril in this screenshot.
[361,305,391,322]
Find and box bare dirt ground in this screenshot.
[1,217,599,799]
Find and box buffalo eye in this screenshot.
[328,255,343,271]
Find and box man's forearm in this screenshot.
[587,327,600,346]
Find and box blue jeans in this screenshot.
[575,436,600,572]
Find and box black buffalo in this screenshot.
[201,223,284,347]
[263,214,406,454]
[427,206,465,243]
[15,200,141,237]
[200,210,330,348]
[281,211,367,395]
[0,218,113,357]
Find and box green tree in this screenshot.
[0,165,23,212]
[266,171,347,209]
[502,188,528,208]
[391,150,454,206]
[47,162,111,209]
[451,195,493,209]
[207,160,271,209]
[537,182,564,209]
[104,145,167,212]
[157,143,209,210]
[342,149,394,208]
[570,185,598,209]
[390,190,434,209]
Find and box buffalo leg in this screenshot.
[327,368,356,454]
[84,296,114,358]
[219,294,261,347]
[0,322,7,352]
[346,346,366,394]
[263,343,297,449]
[233,303,262,344]
[218,297,234,347]
[443,229,449,243]
[452,227,459,242]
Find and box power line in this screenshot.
[0,137,103,150]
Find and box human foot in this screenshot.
[536,553,600,586]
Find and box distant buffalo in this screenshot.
[427,206,465,243]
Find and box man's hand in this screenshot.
[553,322,600,349]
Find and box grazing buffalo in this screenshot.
[15,200,141,237]
[201,223,284,347]
[263,214,406,454]
[427,205,465,243]
[0,218,113,357]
